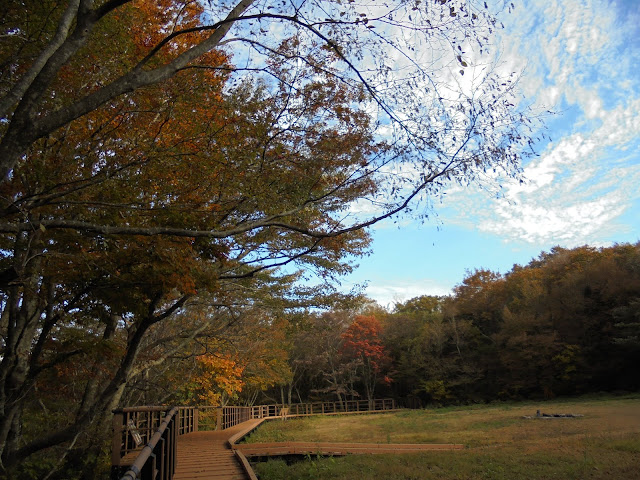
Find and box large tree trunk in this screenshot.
[0,232,45,468]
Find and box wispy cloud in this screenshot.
[445,0,640,247]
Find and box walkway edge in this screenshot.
[226,417,268,447]
[235,441,465,456]
[233,450,258,480]
[224,410,462,479]
[226,417,268,480]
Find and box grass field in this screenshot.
[245,394,640,479]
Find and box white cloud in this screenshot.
[473,97,640,246]
[480,194,628,245]
[496,0,638,114]
[340,0,640,303]
[438,0,640,248]
[362,278,453,308]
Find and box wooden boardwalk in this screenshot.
[173,419,263,480]
[112,400,400,479]
[233,441,464,457]
[171,416,464,480]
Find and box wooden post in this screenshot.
[158,437,166,480]
[111,412,124,467]
[216,408,222,431]
[171,419,177,476]
[193,407,199,432]
[141,451,156,480]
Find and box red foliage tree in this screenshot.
[340,315,392,402]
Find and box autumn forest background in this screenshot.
[0,0,639,479]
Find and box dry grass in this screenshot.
[247,394,640,479]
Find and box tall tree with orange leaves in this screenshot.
[0,3,382,475]
[340,315,392,403]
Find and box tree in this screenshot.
[340,315,391,403]
[0,0,538,251]
[181,353,245,406]
[382,296,481,405]
[529,244,640,393]
[0,12,378,475]
[453,269,507,336]
[0,0,539,475]
[293,311,353,405]
[125,309,292,408]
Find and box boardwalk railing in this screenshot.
[112,399,396,479]
[284,399,395,417]
[111,406,197,480]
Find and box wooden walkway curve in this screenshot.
[173,419,263,480]
[171,416,464,480]
[112,400,462,480]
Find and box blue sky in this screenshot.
[342,0,640,307]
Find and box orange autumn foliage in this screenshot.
[191,353,245,405]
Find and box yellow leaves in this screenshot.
[117,0,206,59]
[191,353,245,405]
[168,314,294,406]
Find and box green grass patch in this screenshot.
[605,435,640,453]
[248,394,640,479]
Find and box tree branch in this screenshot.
[0,0,81,119]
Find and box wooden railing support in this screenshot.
[111,412,124,469]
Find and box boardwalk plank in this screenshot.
[173,429,249,480]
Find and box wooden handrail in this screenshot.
[116,406,178,413]
[117,407,178,480]
[112,406,199,480]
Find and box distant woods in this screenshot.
[253,243,640,407]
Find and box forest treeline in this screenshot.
[265,242,640,406]
[55,242,640,411]
[146,242,640,409]
[379,242,640,404]
[258,243,640,407]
